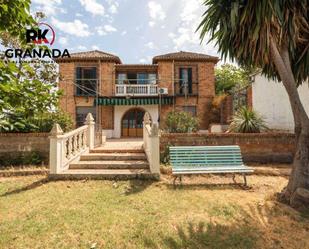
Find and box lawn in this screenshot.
[0,174,308,249]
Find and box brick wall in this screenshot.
[160,132,295,163]
[59,62,76,124]
[157,61,215,130]
[58,61,116,129]
[0,133,49,166]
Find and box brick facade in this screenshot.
[57,50,218,134]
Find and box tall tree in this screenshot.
[0,1,70,132]
[198,0,309,207]
[215,64,250,94]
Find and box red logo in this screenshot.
[26,22,55,45]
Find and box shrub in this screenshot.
[0,110,73,133]
[228,107,268,133]
[32,111,73,132]
[165,111,199,133]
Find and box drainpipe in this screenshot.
[172,60,175,111]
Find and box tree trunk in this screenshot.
[270,37,309,209]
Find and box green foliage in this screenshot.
[215,64,251,94]
[0,0,35,46]
[165,111,199,133]
[0,60,66,132]
[0,111,73,133]
[228,107,268,133]
[198,0,309,85]
[32,111,73,132]
[0,1,68,133]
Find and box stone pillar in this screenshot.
[149,123,160,174]
[49,123,64,174]
[85,113,95,150]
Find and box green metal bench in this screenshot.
[170,145,254,186]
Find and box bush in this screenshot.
[228,107,268,133]
[0,110,73,133]
[32,111,73,132]
[165,111,199,133]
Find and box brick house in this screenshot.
[56,50,218,138]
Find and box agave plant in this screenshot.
[228,107,268,133]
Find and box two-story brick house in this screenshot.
[56,50,218,138]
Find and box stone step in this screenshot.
[49,169,158,180]
[90,148,144,153]
[69,160,149,170]
[80,153,147,161]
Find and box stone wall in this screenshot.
[0,133,49,166]
[160,132,295,163]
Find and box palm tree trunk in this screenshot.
[270,37,309,208]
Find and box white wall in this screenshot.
[104,105,159,138]
[252,74,309,131]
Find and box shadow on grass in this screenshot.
[165,182,250,191]
[143,201,309,249]
[144,220,258,249]
[123,179,155,195]
[1,177,50,197]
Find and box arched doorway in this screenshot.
[121,108,146,137]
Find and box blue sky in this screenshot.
[30,0,219,64]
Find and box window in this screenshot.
[183,106,196,116]
[179,68,192,94]
[76,107,96,127]
[117,73,157,85]
[137,73,148,84]
[148,73,157,84]
[75,67,97,96]
[127,73,137,84]
[117,73,127,84]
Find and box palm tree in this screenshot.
[198,0,309,207]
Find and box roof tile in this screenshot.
[152,51,219,63]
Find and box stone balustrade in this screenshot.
[49,113,95,174]
[143,112,160,175]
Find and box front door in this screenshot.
[121,108,145,137]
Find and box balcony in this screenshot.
[115,84,158,96]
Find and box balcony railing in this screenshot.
[115,84,158,96]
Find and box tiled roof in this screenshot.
[152,51,219,63]
[55,50,121,63]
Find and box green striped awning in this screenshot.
[95,97,173,106]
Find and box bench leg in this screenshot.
[243,174,247,186]
[232,174,237,184]
[173,176,178,187]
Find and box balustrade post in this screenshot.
[49,123,64,174]
[149,123,160,174]
[85,113,95,150]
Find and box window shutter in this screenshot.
[76,67,82,79]
[188,68,192,93]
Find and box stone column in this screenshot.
[49,123,64,174]
[85,113,95,150]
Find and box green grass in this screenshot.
[0,175,308,249]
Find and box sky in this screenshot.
[30,0,220,64]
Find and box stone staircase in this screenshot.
[56,139,156,180]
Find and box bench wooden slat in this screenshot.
[169,145,254,183]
